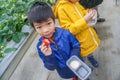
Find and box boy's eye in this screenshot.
[36,26,41,29]
[47,22,52,25]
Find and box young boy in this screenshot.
[28,2,83,80]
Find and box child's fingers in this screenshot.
[91,12,95,18]
[39,43,47,50]
[40,42,48,48]
[40,45,48,52]
[42,47,49,53]
[88,10,96,19]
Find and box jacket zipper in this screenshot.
[72,4,98,46]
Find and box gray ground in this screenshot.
[9,0,120,80]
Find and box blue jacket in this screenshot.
[37,27,81,79]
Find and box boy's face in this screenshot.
[33,18,55,38]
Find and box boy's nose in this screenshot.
[42,28,49,33]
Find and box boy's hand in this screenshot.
[84,9,96,23]
[39,39,52,56]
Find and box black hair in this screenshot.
[28,2,55,27]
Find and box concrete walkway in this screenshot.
[9,0,120,80]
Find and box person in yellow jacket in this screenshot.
[53,0,100,68]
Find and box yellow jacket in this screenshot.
[53,0,100,57]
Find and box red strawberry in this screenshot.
[42,39,50,46]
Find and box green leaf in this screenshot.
[12,32,24,43]
[0,53,4,58]
[0,26,9,34]
[24,32,29,36]
[4,48,17,53]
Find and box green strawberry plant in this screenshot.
[0,0,56,61]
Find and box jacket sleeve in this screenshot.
[57,7,89,35]
[37,43,57,70]
[44,53,57,70]
[68,31,82,59]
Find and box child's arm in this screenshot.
[68,31,81,58]
[39,41,52,56]
[84,9,96,23]
[37,42,57,70]
[43,52,57,70]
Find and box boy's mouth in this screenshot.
[44,33,52,38]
